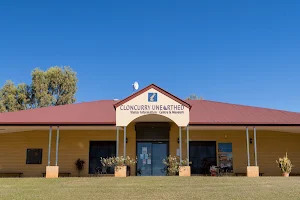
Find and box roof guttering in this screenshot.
[188,123,300,126]
[0,122,116,126]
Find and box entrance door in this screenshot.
[136,142,168,176]
[189,141,217,175]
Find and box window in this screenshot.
[218,143,233,173]
[26,149,43,164]
[89,141,116,174]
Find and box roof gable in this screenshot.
[114,84,191,109]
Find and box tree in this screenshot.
[46,66,77,106]
[31,68,53,108]
[16,83,31,110]
[0,80,19,112]
[0,66,78,112]
[186,94,203,100]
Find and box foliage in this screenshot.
[186,94,203,100]
[100,156,137,167]
[75,159,85,176]
[276,152,293,174]
[180,158,192,166]
[0,66,77,112]
[162,155,191,175]
[0,80,19,112]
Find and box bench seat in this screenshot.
[0,172,23,177]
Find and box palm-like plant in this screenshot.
[276,153,293,175]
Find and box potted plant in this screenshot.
[163,155,192,176]
[163,155,180,176]
[179,158,192,177]
[101,156,136,177]
[75,158,85,177]
[276,152,293,177]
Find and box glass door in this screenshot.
[137,142,152,176]
[152,143,168,176]
[136,142,168,176]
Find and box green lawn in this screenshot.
[0,177,300,200]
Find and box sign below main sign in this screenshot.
[119,104,185,115]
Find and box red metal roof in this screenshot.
[187,100,300,125]
[0,100,116,125]
[0,83,299,126]
[0,99,300,125]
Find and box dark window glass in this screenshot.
[189,141,216,174]
[26,149,43,164]
[89,141,116,174]
[135,122,170,141]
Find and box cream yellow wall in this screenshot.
[184,130,248,173]
[0,130,50,177]
[121,123,136,175]
[176,129,300,175]
[58,129,118,177]
[255,130,300,176]
[0,129,119,177]
[0,127,300,177]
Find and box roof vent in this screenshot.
[113,99,119,101]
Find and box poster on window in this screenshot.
[176,148,180,156]
[218,143,233,173]
[142,147,147,154]
[218,143,232,152]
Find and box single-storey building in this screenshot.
[0,84,299,177]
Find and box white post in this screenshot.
[123,126,126,157]
[254,126,258,166]
[187,125,189,163]
[246,127,250,166]
[116,127,119,157]
[48,126,52,166]
[179,126,182,162]
[55,126,60,166]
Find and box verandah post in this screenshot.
[48,126,52,166]
[55,126,60,166]
[254,126,257,166]
[123,126,126,157]
[246,126,250,166]
[179,126,182,162]
[116,126,119,157]
[187,125,189,163]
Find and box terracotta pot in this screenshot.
[179,166,191,177]
[282,172,289,177]
[114,166,127,177]
[211,171,217,176]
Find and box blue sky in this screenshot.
[0,0,300,111]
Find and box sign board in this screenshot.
[116,88,189,126]
[218,143,233,173]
